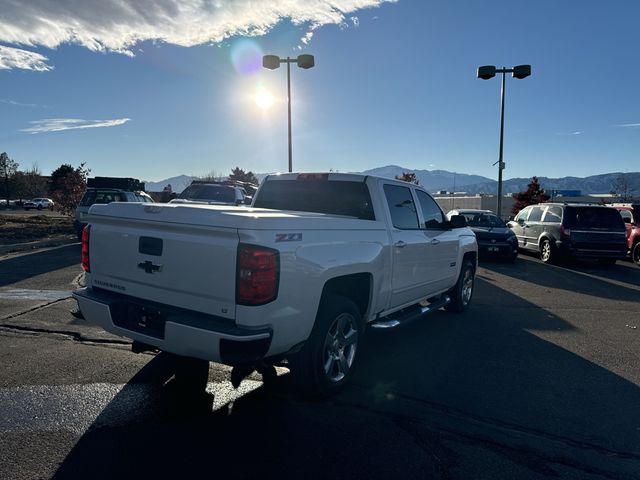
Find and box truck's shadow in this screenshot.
[0,243,80,287]
[53,276,640,479]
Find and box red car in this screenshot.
[614,204,640,266]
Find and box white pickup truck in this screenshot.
[73,173,477,396]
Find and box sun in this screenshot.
[255,87,275,109]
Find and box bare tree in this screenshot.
[610,173,635,202]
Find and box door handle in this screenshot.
[394,240,407,248]
[430,239,440,246]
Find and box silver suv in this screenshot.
[169,181,251,206]
[507,203,627,264]
[74,188,153,239]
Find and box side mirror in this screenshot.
[244,196,253,205]
[449,214,466,229]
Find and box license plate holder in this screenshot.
[112,303,166,339]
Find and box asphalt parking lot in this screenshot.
[1,245,639,479]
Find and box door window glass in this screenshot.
[515,207,530,223]
[527,206,544,222]
[619,210,633,223]
[383,184,420,229]
[416,191,445,229]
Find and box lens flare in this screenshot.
[255,86,275,109]
[230,39,263,75]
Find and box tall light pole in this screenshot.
[263,54,315,173]
[477,64,531,218]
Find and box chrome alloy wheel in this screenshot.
[322,313,358,383]
[461,267,474,306]
[541,240,551,262]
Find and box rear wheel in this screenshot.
[540,239,556,264]
[445,259,475,313]
[289,295,362,397]
[632,242,640,267]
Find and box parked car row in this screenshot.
[448,202,638,267]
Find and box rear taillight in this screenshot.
[236,244,279,306]
[560,226,571,241]
[81,225,91,272]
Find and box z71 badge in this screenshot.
[275,233,303,242]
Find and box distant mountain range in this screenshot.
[146,166,640,196]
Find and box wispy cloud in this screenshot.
[0,1,396,70]
[556,131,582,136]
[21,118,131,134]
[0,45,52,71]
[615,123,640,128]
[0,98,48,108]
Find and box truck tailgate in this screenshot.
[87,203,239,319]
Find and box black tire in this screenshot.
[37,204,43,210]
[169,353,209,393]
[445,259,475,313]
[632,242,640,267]
[540,238,556,264]
[289,295,363,397]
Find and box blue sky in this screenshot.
[0,0,638,183]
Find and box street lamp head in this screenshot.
[512,64,531,79]
[296,54,315,69]
[262,55,281,70]
[477,65,496,80]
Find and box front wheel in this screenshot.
[445,259,475,313]
[632,242,640,267]
[289,295,362,397]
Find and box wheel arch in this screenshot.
[319,273,372,322]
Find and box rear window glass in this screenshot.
[253,179,375,221]
[565,207,625,230]
[179,185,236,203]
[79,190,124,206]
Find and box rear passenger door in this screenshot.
[415,190,459,292]
[383,184,432,308]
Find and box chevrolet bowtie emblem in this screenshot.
[138,261,163,274]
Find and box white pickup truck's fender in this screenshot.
[236,238,390,357]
